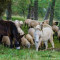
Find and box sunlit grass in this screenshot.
[0,42,60,60]
[3,15,26,21]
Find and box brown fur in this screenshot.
[44,20,58,25]
[58,30,60,43]
[21,36,30,47]
[28,28,35,39]
[52,25,59,33]
[26,34,34,45]
[29,20,40,28]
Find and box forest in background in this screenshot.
[0,0,60,21]
[11,0,60,20]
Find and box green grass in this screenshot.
[0,40,60,60]
[1,16,60,60]
[3,15,25,21]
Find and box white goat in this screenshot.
[34,25,54,51]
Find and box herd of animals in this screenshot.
[0,19,60,51]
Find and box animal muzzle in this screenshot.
[35,41,39,43]
[15,41,20,49]
[27,43,30,48]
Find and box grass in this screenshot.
[1,16,60,60]
[3,15,26,21]
[0,41,60,60]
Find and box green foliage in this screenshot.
[0,0,60,20]
[3,16,25,21]
[0,45,60,60]
[12,0,50,17]
[12,0,30,16]
[55,0,60,20]
[0,0,10,16]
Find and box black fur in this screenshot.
[0,20,23,49]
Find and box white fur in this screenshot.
[16,47,20,49]
[17,27,24,35]
[20,21,23,25]
[14,20,24,35]
[14,20,20,27]
[34,25,54,51]
[14,20,23,27]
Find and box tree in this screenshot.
[49,0,56,26]
[27,4,31,19]
[44,3,51,20]
[34,0,38,20]
[12,0,50,18]
[18,0,30,17]
[0,0,10,20]
[27,0,34,19]
[54,0,60,20]
[6,0,12,20]
[27,0,32,19]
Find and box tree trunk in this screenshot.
[49,0,56,26]
[30,6,34,20]
[44,3,51,20]
[22,9,25,18]
[0,16,2,20]
[27,0,34,19]
[0,0,10,20]
[6,0,12,20]
[34,0,38,20]
[27,4,31,19]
